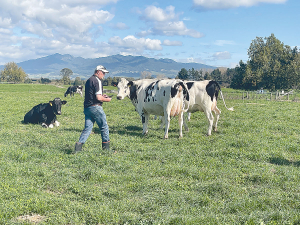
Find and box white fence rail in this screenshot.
[221,90,300,102]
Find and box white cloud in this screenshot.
[193,0,287,10]
[163,40,182,46]
[212,51,231,60]
[143,5,178,22]
[0,0,115,35]
[109,35,162,51]
[139,5,202,38]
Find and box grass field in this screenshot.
[1,83,300,224]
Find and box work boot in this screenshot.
[102,141,110,150]
[74,142,83,153]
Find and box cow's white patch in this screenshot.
[54,120,60,127]
[42,123,48,128]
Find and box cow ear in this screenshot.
[49,101,53,106]
[62,101,67,105]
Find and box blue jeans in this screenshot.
[78,105,110,144]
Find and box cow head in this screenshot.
[49,98,67,115]
[117,78,132,100]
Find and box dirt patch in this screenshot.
[16,214,46,224]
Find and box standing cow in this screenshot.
[117,78,189,139]
[183,80,233,136]
[24,98,67,128]
[64,85,83,97]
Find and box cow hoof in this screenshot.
[42,123,48,128]
[49,124,54,128]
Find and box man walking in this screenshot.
[74,65,112,153]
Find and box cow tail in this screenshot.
[219,90,234,111]
[178,81,190,112]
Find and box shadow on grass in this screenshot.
[108,125,143,137]
[269,157,300,167]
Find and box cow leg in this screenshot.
[40,114,48,128]
[159,116,165,129]
[212,106,221,132]
[204,109,214,136]
[41,123,48,128]
[178,111,184,138]
[141,112,149,135]
[187,112,191,121]
[163,112,171,139]
[54,120,60,127]
[183,113,189,131]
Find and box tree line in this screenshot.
[1,34,299,91]
[176,34,300,91]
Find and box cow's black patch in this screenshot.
[178,81,189,102]
[163,90,166,96]
[130,84,138,101]
[186,82,194,90]
[171,83,181,98]
[144,81,159,102]
[141,112,146,123]
[206,80,220,101]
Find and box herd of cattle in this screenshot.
[23,80,233,138]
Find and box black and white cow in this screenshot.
[117,78,189,139]
[183,80,233,136]
[64,85,83,97]
[24,98,67,128]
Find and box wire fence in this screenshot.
[222,91,300,102]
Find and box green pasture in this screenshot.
[1,83,300,224]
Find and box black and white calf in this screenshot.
[184,80,233,136]
[117,78,189,139]
[24,98,67,128]
[64,85,83,97]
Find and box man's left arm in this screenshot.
[96,94,111,102]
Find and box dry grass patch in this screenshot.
[16,214,46,224]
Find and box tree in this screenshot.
[245,33,300,90]
[0,62,27,83]
[41,77,51,84]
[211,69,222,82]
[74,77,83,86]
[140,71,152,79]
[204,71,211,80]
[60,68,73,85]
[176,68,189,80]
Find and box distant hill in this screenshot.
[0,54,216,79]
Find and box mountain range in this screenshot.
[0,53,216,80]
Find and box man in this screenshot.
[74,65,112,153]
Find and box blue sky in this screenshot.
[0,0,298,68]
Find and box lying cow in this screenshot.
[64,85,83,97]
[24,98,67,128]
[117,78,189,139]
[183,80,233,136]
